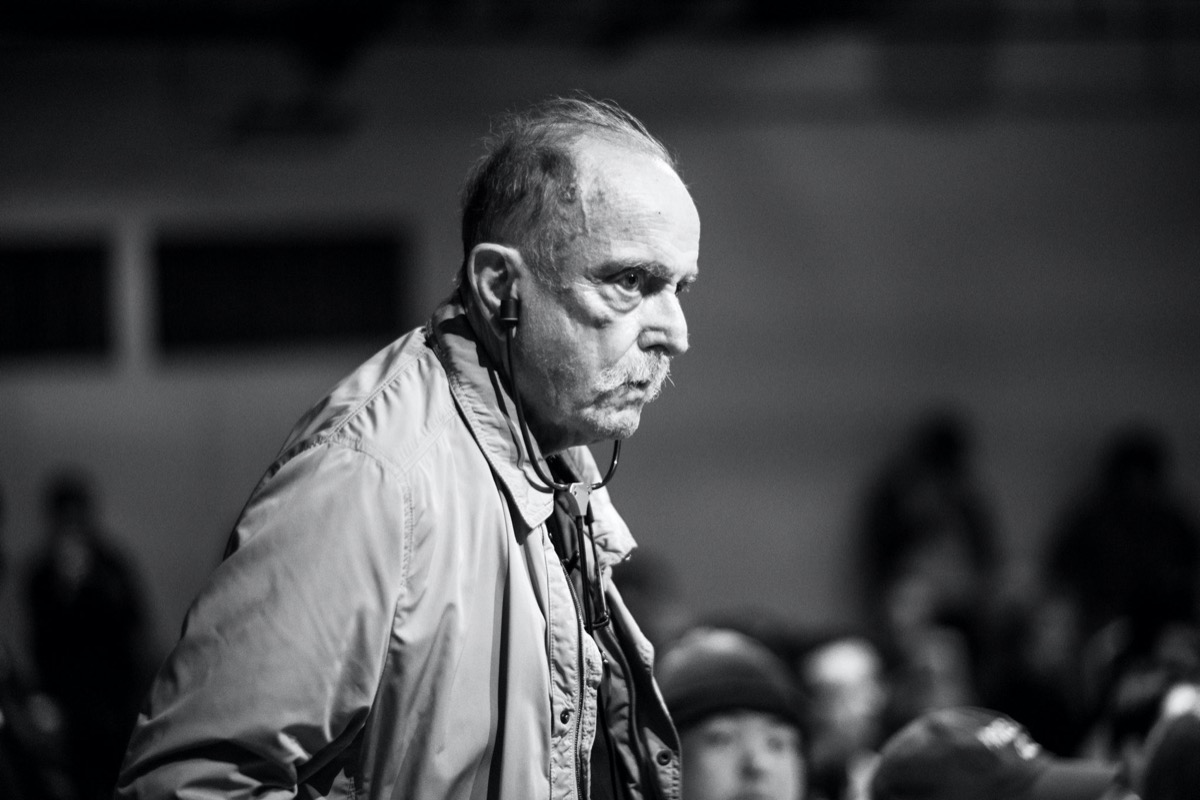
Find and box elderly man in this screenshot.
[117,95,700,800]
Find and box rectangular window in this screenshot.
[154,226,412,355]
[0,241,111,359]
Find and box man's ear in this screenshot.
[466,243,526,333]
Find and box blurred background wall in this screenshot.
[1,0,1199,665]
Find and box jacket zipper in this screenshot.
[599,652,623,798]
[561,558,589,800]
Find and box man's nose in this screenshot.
[638,292,689,356]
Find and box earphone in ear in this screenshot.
[499,296,520,331]
[495,285,616,633]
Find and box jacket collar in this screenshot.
[428,293,636,568]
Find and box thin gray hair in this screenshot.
[458,93,678,289]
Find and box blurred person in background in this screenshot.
[1039,424,1200,755]
[1075,623,1200,782]
[1136,682,1200,800]
[657,627,808,800]
[977,592,1094,757]
[856,409,998,730]
[117,94,700,799]
[25,469,149,800]
[858,409,1000,659]
[1044,424,1200,658]
[796,632,887,800]
[2,483,70,800]
[868,706,1125,800]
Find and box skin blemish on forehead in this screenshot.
[578,171,610,234]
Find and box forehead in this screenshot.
[575,140,686,210]
[569,140,700,262]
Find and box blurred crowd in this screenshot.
[639,411,1200,800]
[1,410,1198,800]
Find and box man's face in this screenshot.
[512,140,700,453]
[680,711,806,800]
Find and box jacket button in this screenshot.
[655,750,672,766]
[560,709,571,724]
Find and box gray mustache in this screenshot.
[598,354,671,392]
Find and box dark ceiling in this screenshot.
[4,0,1195,124]
[1,2,890,81]
[4,1,1196,52]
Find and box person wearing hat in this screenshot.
[868,706,1126,800]
[1137,683,1200,800]
[656,627,808,800]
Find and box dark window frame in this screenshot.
[153,223,413,357]
[0,238,113,361]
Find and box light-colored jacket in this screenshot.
[116,295,681,800]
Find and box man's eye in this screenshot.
[615,271,644,292]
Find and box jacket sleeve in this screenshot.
[116,440,409,799]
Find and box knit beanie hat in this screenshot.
[656,627,805,733]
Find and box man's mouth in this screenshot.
[613,382,647,400]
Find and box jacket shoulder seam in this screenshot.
[326,326,432,440]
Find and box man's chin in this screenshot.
[586,408,644,444]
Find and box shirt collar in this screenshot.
[428,292,636,567]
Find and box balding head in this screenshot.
[459,95,678,290]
